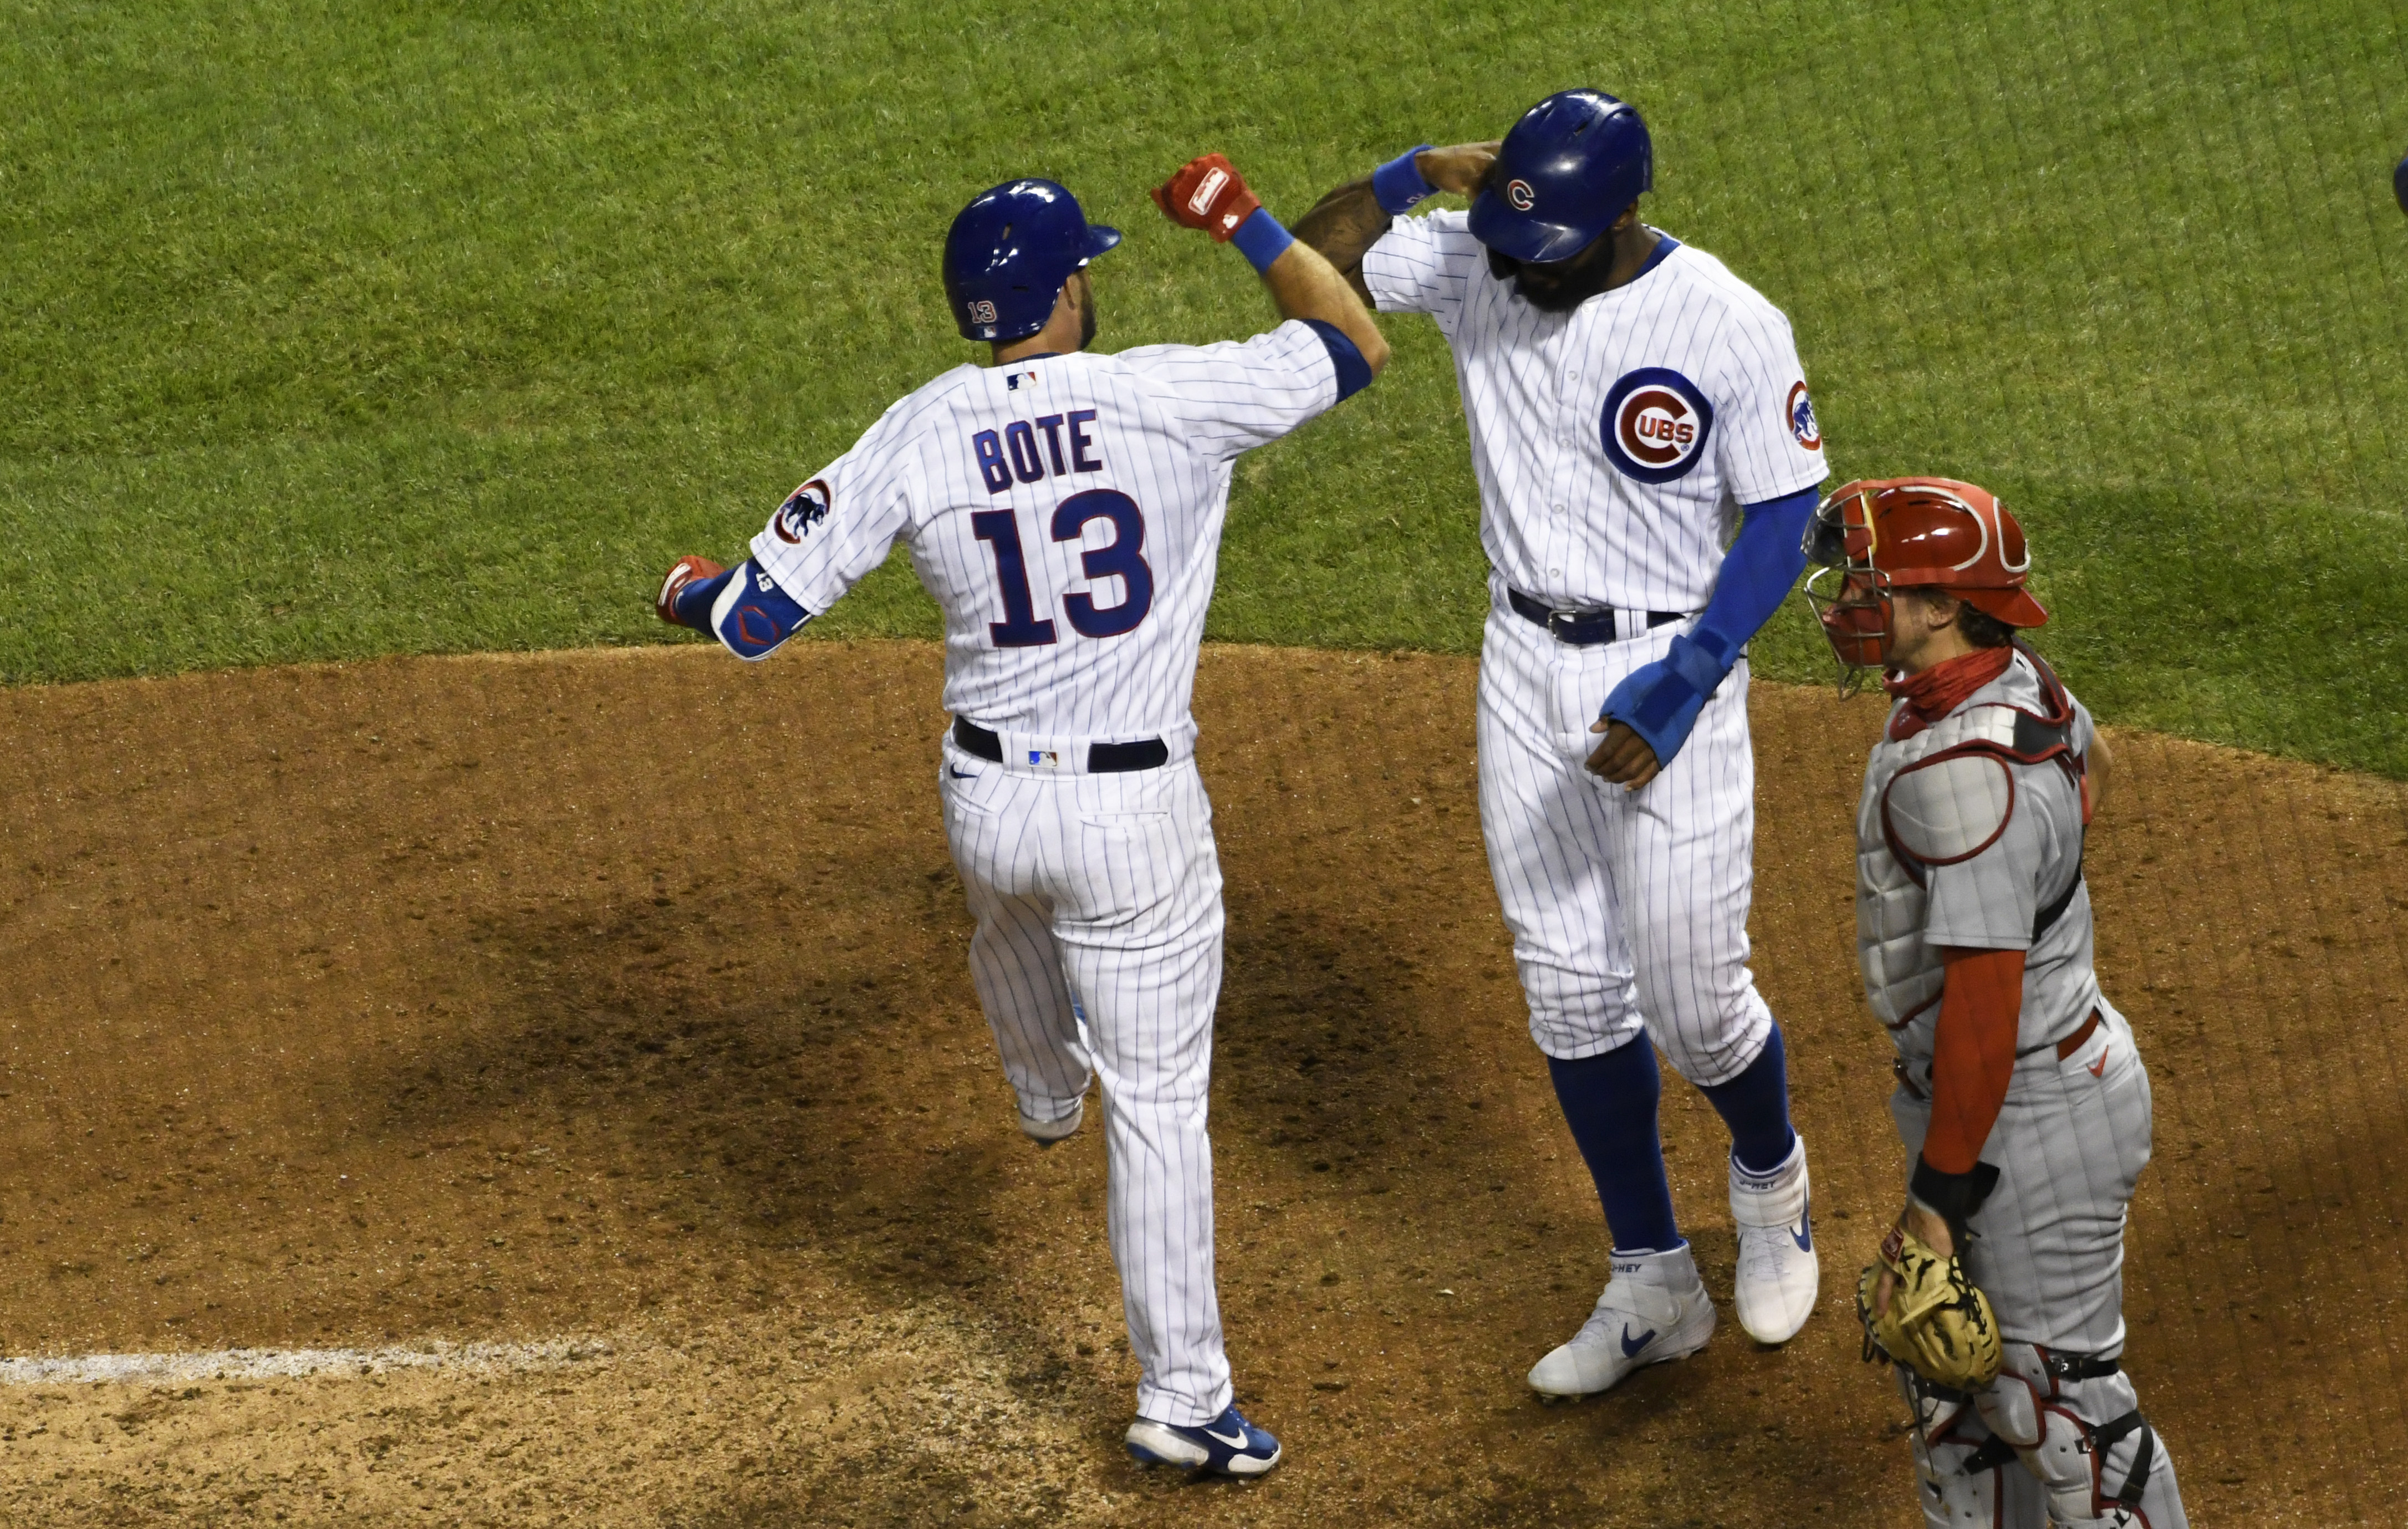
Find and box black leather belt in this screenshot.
[952,717,1169,773]
[1507,589,1685,645]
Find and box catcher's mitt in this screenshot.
[1856,1224,2002,1390]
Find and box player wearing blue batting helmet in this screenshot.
[943,179,1122,343]
[1468,89,1653,265]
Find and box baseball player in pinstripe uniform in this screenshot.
[654,161,1389,1475]
[1298,90,1828,1394]
[1805,477,2188,1527]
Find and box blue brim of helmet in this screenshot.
[1467,191,1607,265]
[1080,225,1123,264]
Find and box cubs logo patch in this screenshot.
[1600,368,1715,484]
[1505,177,1536,211]
[772,478,831,544]
[1787,380,1822,451]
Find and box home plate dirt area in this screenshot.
[0,640,2401,1526]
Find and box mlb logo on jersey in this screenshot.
[773,479,832,543]
[1787,381,1822,451]
[1601,367,1716,483]
[1006,369,1040,391]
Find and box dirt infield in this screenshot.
[1,640,2402,1525]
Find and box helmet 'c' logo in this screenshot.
[967,299,998,325]
[1787,381,1822,451]
[773,479,831,543]
[1601,368,1715,483]
[1505,178,1536,211]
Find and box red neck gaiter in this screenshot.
[1884,646,2016,740]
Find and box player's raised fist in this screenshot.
[1152,154,1262,241]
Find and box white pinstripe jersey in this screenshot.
[747,320,1340,738]
[1363,211,1828,611]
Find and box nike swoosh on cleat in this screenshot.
[1620,1324,1656,1357]
[1203,1426,1249,1449]
[1792,1191,1813,1252]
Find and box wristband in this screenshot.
[1371,144,1437,214]
[672,567,733,632]
[1229,206,1295,274]
[1910,1155,2002,1245]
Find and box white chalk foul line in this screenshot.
[0,1338,614,1387]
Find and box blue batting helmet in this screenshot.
[942,180,1121,343]
[1468,89,1653,264]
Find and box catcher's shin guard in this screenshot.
[1895,1367,2044,1528]
[1972,1344,2190,1528]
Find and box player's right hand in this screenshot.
[1152,154,1262,241]
[1416,141,1503,197]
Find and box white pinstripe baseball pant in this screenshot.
[1477,597,1775,1085]
[937,731,1231,1428]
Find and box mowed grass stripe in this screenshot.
[3,0,2401,771]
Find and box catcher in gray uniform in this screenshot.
[1804,477,2189,1529]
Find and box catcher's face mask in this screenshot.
[1800,484,1894,688]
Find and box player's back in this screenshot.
[746,320,1343,746]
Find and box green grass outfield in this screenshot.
[4,0,2404,772]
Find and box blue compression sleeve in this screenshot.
[1599,485,1820,763]
[1686,486,1819,672]
[1299,318,1373,402]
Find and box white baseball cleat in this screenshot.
[1729,1133,1819,1344]
[1018,1096,1084,1148]
[1528,1243,1717,1398]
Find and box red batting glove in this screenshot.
[1151,154,1263,242]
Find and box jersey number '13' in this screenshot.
[971,490,1155,647]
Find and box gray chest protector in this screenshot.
[1854,646,2090,1048]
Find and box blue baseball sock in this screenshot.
[1547,1037,1681,1253]
[1698,1020,1798,1175]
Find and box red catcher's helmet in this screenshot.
[1800,477,2047,676]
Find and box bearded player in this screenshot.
[1807,477,2188,1527]
[655,161,1387,1475]
[1298,89,1825,1392]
